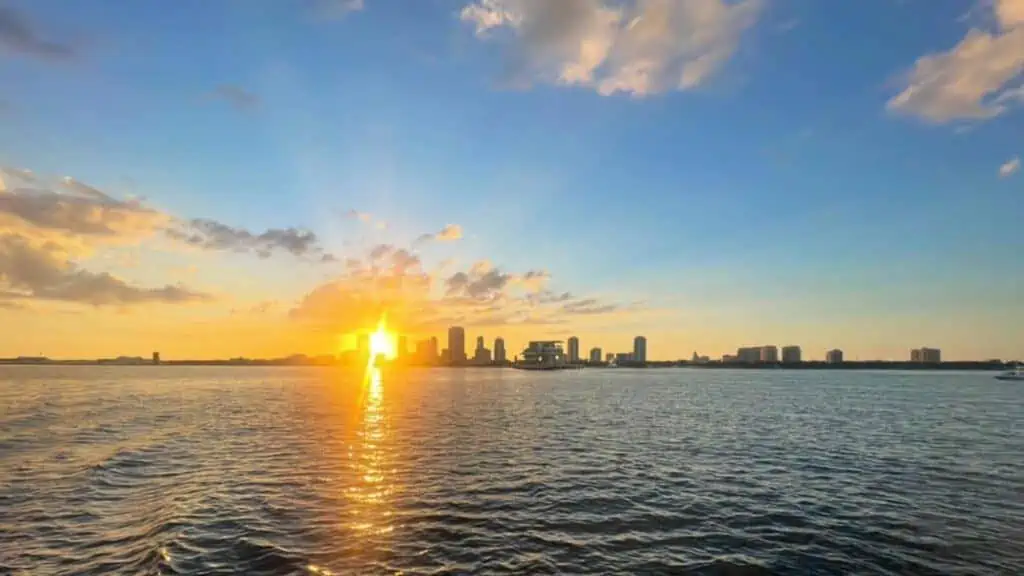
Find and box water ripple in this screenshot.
[1,366,1022,575]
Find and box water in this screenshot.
[1,366,1022,575]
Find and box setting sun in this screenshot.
[369,316,397,361]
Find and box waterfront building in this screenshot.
[633,336,647,363]
[495,338,506,363]
[567,336,580,363]
[590,347,602,363]
[781,346,801,363]
[826,349,844,364]
[761,346,779,363]
[448,326,466,363]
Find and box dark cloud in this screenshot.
[445,268,511,300]
[209,85,260,110]
[0,178,167,237]
[0,234,210,306]
[0,6,75,61]
[167,218,327,260]
[369,244,394,260]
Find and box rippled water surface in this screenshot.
[1,366,1022,575]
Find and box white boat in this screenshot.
[513,341,570,371]
[994,365,1024,381]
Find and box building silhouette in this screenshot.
[152,352,160,365]
[567,336,580,364]
[494,338,506,364]
[781,346,801,363]
[589,347,602,363]
[633,336,647,363]
[737,347,761,364]
[826,349,844,364]
[760,345,779,363]
[448,326,466,363]
[473,336,492,364]
[912,347,941,363]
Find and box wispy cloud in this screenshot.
[415,224,463,244]
[1000,156,1021,177]
[310,0,365,19]
[208,85,261,110]
[459,0,763,96]
[0,6,75,61]
[888,0,1024,123]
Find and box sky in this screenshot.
[0,0,1022,361]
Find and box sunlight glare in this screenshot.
[368,315,396,361]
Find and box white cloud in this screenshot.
[1000,156,1021,177]
[888,0,1024,123]
[459,0,763,96]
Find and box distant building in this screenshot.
[397,336,408,359]
[761,346,779,363]
[589,347,602,363]
[781,346,801,363]
[722,354,738,363]
[605,352,615,363]
[494,338,506,364]
[633,336,647,363]
[826,349,844,364]
[448,326,466,363]
[441,348,450,364]
[474,346,492,365]
[429,337,438,361]
[691,351,709,364]
[615,352,634,363]
[737,347,762,364]
[911,349,921,362]
[567,336,580,363]
[152,352,160,365]
[911,347,940,363]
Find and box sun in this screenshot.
[368,316,396,361]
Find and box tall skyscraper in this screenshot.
[474,336,491,364]
[476,336,484,353]
[429,337,438,361]
[494,338,506,363]
[448,326,466,363]
[633,336,647,363]
[826,349,844,364]
[761,345,779,363]
[589,347,602,363]
[567,336,580,363]
[781,345,801,363]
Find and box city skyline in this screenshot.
[1,0,1022,361]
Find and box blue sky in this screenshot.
[1,0,1022,360]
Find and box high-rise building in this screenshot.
[920,347,941,363]
[448,326,466,363]
[476,336,485,353]
[589,347,602,363]
[761,345,779,363]
[429,337,438,361]
[605,352,615,363]
[567,336,580,364]
[826,349,844,364]
[494,338,506,364]
[781,346,801,363]
[633,336,647,363]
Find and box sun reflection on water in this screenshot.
[347,366,395,537]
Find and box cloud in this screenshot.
[165,218,331,261]
[416,224,464,244]
[311,0,365,19]
[459,0,763,96]
[209,85,261,110]
[0,233,210,306]
[888,0,1024,123]
[230,300,279,316]
[0,172,169,239]
[561,297,619,315]
[1000,156,1021,177]
[0,6,75,61]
